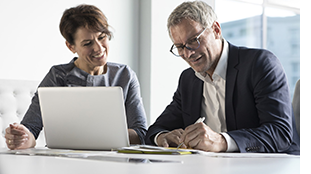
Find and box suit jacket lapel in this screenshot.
[225,43,239,131]
[190,74,203,125]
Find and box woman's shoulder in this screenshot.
[50,58,76,72]
[107,62,134,73]
[107,62,128,69]
[106,62,138,83]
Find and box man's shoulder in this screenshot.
[229,43,275,59]
[179,67,202,85]
[181,67,195,75]
[179,67,197,79]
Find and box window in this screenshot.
[216,0,263,48]
[216,0,300,98]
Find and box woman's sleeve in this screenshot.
[20,66,66,139]
[124,69,148,144]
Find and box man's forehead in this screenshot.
[170,19,202,43]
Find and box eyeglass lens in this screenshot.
[171,39,200,57]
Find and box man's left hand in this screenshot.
[179,122,227,152]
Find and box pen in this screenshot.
[176,117,206,149]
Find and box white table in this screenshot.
[0,148,300,174]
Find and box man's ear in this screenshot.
[66,41,76,54]
[212,21,222,39]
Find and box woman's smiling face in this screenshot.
[66,26,109,71]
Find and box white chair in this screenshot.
[0,79,46,149]
[292,79,300,137]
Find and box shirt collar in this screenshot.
[195,39,229,82]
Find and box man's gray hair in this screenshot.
[167,1,218,36]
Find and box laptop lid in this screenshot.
[38,86,130,150]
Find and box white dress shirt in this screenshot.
[195,40,238,152]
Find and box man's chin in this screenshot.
[191,65,209,76]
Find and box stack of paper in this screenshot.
[117,145,198,155]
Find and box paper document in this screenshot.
[117,145,199,155]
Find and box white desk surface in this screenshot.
[0,148,299,174]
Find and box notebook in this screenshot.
[38,86,130,150]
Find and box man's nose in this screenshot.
[182,48,195,59]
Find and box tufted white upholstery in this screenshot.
[0,79,46,149]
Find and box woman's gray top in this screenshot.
[21,58,147,144]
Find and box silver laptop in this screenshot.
[38,87,130,150]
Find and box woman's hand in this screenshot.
[5,123,36,150]
[128,129,141,145]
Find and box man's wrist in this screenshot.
[218,133,228,152]
[154,131,169,145]
[220,132,238,152]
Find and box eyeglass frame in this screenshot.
[170,27,207,57]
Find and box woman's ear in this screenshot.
[66,41,76,54]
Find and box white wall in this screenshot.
[0,0,139,81]
[149,0,189,125]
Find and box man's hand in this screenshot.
[180,122,227,152]
[5,123,36,150]
[156,129,187,148]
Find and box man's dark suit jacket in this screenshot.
[145,42,300,155]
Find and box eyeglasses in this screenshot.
[170,27,207,57]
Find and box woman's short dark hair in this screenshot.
[59,4,112,45]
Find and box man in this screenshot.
[145,1,299,154]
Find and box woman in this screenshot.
[5,4,147,150]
